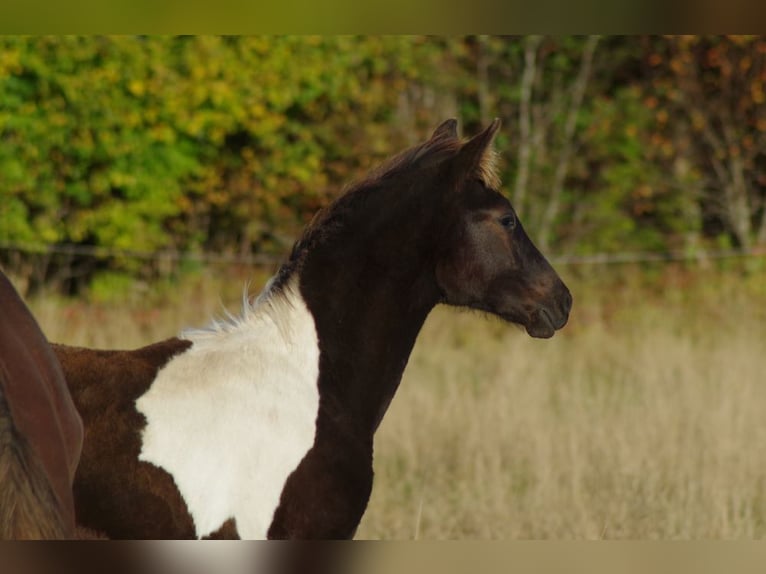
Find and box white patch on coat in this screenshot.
[135,278,320,539]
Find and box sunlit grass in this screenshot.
[359,265,766,539]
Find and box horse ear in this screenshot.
[430,119,458,141]
[454,118,501,187]
[412,119,460,167]
[458,118,500,168]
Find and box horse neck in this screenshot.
[297,212,442,439]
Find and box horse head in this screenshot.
[426,119,572,338]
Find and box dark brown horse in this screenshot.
[0,270,83,539]
[54,119,572,539]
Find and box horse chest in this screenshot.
[135,295,321,539]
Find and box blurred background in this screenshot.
[1,36,764,538]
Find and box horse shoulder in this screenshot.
[136,315,321,539]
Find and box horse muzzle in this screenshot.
[526,284,572,339]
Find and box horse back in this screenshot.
[52,338,197,539]
[53,339,192,415]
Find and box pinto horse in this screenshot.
[53,119,572,539]
[0,270,83,539]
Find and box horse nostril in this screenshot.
[564,289,573,312]
[555,287,572,326]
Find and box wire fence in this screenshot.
[1,240,765,269]
[0,241,282,267]
[549,247,766,266]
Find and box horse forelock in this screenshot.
[475,146,501,190]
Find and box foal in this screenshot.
[54,119,572,539]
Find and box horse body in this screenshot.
[52,119,572,539]
[55,280,364,539]
[0,271,83,539]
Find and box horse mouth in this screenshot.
[525,308,557,339]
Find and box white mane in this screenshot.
[180,275,299,344]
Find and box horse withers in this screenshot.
[54,119,572,539]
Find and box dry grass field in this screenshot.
[21,262,766,539]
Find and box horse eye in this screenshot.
[499,213,516,230]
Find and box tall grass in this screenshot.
[359,264,766,539]
[21,262,766,539]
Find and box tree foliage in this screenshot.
[1,36,763,290]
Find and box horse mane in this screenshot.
[181,277,303,344]
[286,125,500,269]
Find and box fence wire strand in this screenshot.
[1,240,764,268]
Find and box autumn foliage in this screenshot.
[1,36,764,290]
